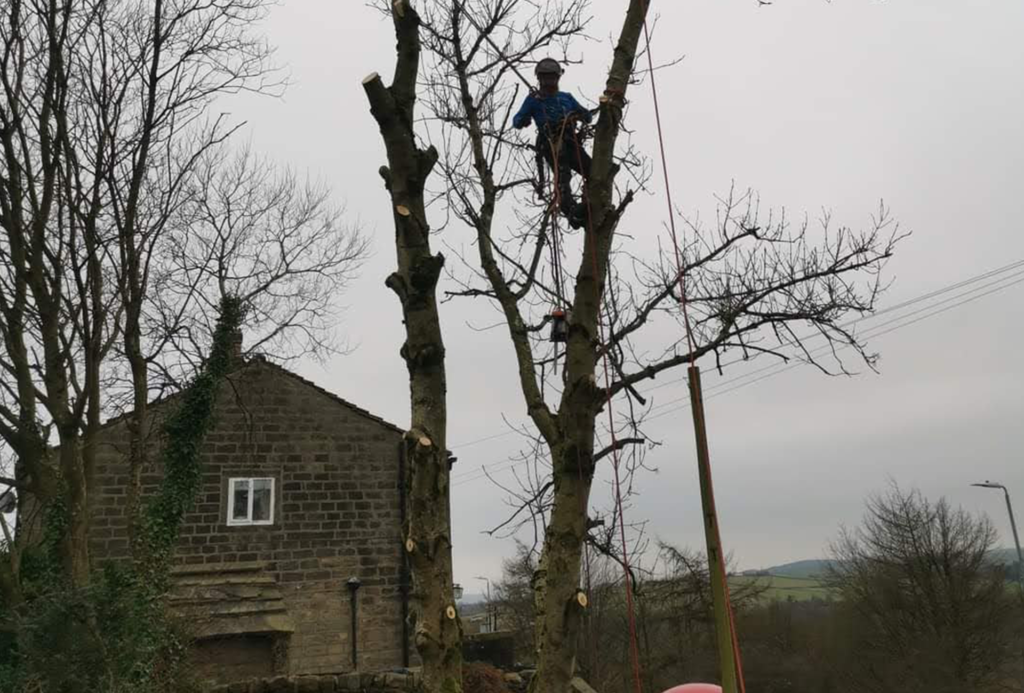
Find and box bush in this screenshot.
[462,662,512,693]
[0,563,199,693]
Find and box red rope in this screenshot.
[637,4,747,690]
[546,120,603,680]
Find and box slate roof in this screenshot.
[251,356,405,435]
[98,355,406,436]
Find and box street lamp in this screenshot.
[453,583,464,602]
[972,480,1024,692]
[971,480,1023,588]
[475,576,493,632]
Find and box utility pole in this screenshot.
[690,366,741,693]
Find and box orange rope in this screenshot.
[637,3,747,690]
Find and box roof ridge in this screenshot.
[249,356,405,435]
[97,356,406,435]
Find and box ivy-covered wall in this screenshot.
[88,357,408,682]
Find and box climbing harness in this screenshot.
[537,111,593,230]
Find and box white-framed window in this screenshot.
[227,477,275,526]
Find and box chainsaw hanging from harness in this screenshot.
[549,308,569,343]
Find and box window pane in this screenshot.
[232,481,250,521]
[252,479,272,522]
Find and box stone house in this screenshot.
[87,355,412,683]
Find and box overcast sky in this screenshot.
[227,0,1024,586]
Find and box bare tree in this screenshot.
[405,0,903,689]
[493,540,542,660]
[0,0,366,593]
[0,0,266,586]
[828,486,1014,693]
[149,145,369,386]
[362,2,462,692]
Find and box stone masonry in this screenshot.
[87,357,409,681]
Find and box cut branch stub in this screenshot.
[397,205,412,217]
[362,72,380,85]
[385,273,409,304]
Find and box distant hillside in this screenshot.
[730,574,833,603]
[750,549,1017,578]
[987,547,1020,565]
[758,559,834,579]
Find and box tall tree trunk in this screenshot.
[528,2,650,691]
[362,2,462,692]
[121,0,163,559]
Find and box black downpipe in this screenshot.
[347,577,361,670]
[398,442,411,668]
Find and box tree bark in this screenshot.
[527,2,650,691]
[440,0,646,684]
[362,2,462,692]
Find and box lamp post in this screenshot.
[971,481,1023,589]
[972,480,1024,689]
[475,576,493,632]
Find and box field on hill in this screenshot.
[730,574,834,602]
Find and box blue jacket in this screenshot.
[513,91,592,134]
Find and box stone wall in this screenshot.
[207,671,418,693]
[87,358,409,679]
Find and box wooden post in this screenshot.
[688,365,740,693]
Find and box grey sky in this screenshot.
[227,0,1024,584]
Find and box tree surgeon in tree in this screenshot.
[513,58,593,229]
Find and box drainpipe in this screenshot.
[398,442,411,668]
[347,577,361,670]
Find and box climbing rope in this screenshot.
[637,3,747,691]
[572,130,645,693]
[526,5,747,686]
[540,107,643,690]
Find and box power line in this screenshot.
[646,271,1024,421]
[451,429,519,450]
[453,271,1024,485]
[637,257,1024,399]
[450,260,1024,487]
[644,265,1024,415]
[451,258,1024,455]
